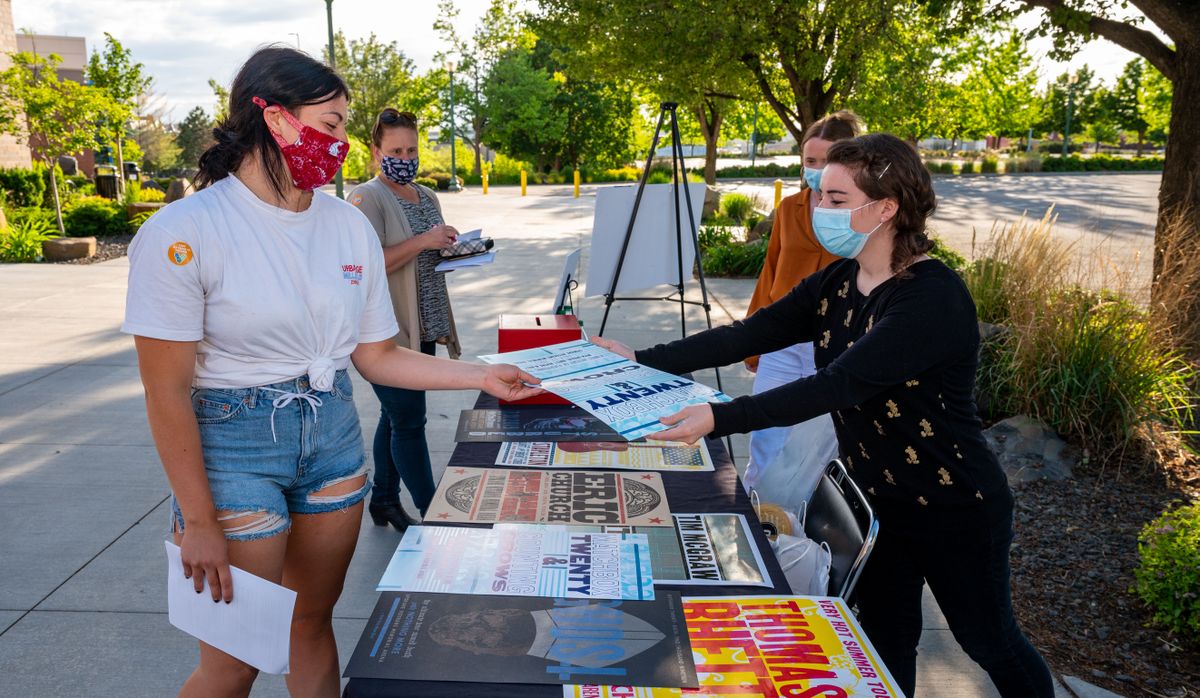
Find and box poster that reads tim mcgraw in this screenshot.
[565,596,903,698]
[425,467,673,526]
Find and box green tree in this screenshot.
[0,52,122,232]
[133,116,179,174]
[175,106,212,171]
[957,30,1042,140]
[1139,61,1172,145]
[207,79,229,123]
[482,49,565,171]
[1034,67,1100,143]
[1086,86,1121,152]
[1109,59,1150,155]
[333,32,428,151]
[86,33,150,195]
[941,0,1195,318]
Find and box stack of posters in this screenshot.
[456,408,625,443]
[479,340,731,441]
[377,524,655,600]
[564,596,903,697]
[425,467,673,526]
[344,591,700,688]
[496,440,714,473]
[574,514,771,587]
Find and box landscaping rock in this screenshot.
[165,178,194,203]
[126,202,165,219]
[703,185,720,219]
[984,415,1077,484]
[747,211,774,242]
[43,236,96,262]
[1062,675,1126,698]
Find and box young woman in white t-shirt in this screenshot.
[122,46,540,696]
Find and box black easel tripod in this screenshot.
[596,102,734,462]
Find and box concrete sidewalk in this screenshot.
[0,184,1034,696]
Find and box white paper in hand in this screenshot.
[165,541,297,674]
[457,228,483,242]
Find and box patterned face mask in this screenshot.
[380,155,419,185]
[253,96,349,192]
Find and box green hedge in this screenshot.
[63,197,127,237]
[1041,155,1165,172]
[0,166,47,208]
[706,163,804,179]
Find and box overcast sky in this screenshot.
[15,0,1155,125]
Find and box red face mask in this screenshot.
[253,96,349,192]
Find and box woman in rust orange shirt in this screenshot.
[743,111,861,491]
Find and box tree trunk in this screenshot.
[115,130,126,198]
[694,100,723,186]
[1150,43,1200,320]
[47,157,64,235]
[471,140,482,177]
[1136,128,1145,158]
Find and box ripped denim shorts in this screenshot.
[170,369,369,541]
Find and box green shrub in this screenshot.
[721,193,754,223]
[979,290,1195,451]
[698,225,735,252]
[1006,156,1042,173]
[137,187,165,203]
[959,160,977,175]
[980,156,999,174]
[7,206,56,232]
[0,166,47,208]
[963,257,1011,325]
[707,162,803,179]
[426,172,452,191]
[414,176,438,189]
[0,216,59,262]
[927,236,967,274]
[701,237,769,277]
[1134,501,1200,640]
[63,196,126,237]
[128,210,156,234]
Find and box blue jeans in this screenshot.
[172,370,369,541]
[369,341,437,515]
[855,490,1054,697]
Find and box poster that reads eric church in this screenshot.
[425,467,673,527]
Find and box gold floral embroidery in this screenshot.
[867,486,876,496]
[937,467,953,486]
[846,341,855,349]
[837,280,849,298]
[975,490,984,500]
[873,419,885,436]
[818,298,829,316]
[866,315,875,332]
[917,496,929,506]
[834,410,845,425]
[886,400,900,418]
[859,442,871,459]
[883,469,895,485]
[919,419,934,437]
[846,455,855,469]
[844,308,854,327]
[905,446,920,464]
[905,379,919,387]
[954,444,963,460]
[819,330,831,348]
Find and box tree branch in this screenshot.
[1018,0,1177,80]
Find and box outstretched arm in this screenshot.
[351,340,542,402]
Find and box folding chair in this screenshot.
[803,458,879,601]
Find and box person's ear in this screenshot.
[880,198,899,224]
[261,106,294,144]
[371,146,382,166]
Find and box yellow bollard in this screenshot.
[482,168,489,195]
[774,179,783,209]
[521,170,527,196]
[573,169,580,198]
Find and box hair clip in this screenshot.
[876,162,892,179]
[252,96,269,109]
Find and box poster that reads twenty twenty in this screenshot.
[425,467,673,527]
[479,340,731,441]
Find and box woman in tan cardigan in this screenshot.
[348,109,462,531]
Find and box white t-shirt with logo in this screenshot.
[122,175,400,389]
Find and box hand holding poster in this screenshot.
[478,340,731,441]
[377,524,655,600]
[565,596,903,697]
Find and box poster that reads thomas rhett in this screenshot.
[564,596,903,698]
[343,591,699,688]
[376,524,655,601]
[496,440,714,473]
[425,467,673,527]
[478,340,731,441]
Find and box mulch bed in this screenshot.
[1010,454,1200,697]
[52,234,134,265]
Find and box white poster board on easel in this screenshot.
[552,248,582,313]
[584,183,707,297]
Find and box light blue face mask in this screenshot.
[812,200,883,258]
[803,166,823,192]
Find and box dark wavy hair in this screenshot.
[371,108,419,149]
[196,46,349,198]
[825,133,937,274]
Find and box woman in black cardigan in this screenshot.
[596,134,1053,697]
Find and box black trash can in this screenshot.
[95,173,119,199]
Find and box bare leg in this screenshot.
[282,475,367,698]
[176,513,290,698]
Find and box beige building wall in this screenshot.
[0,0,31,168]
